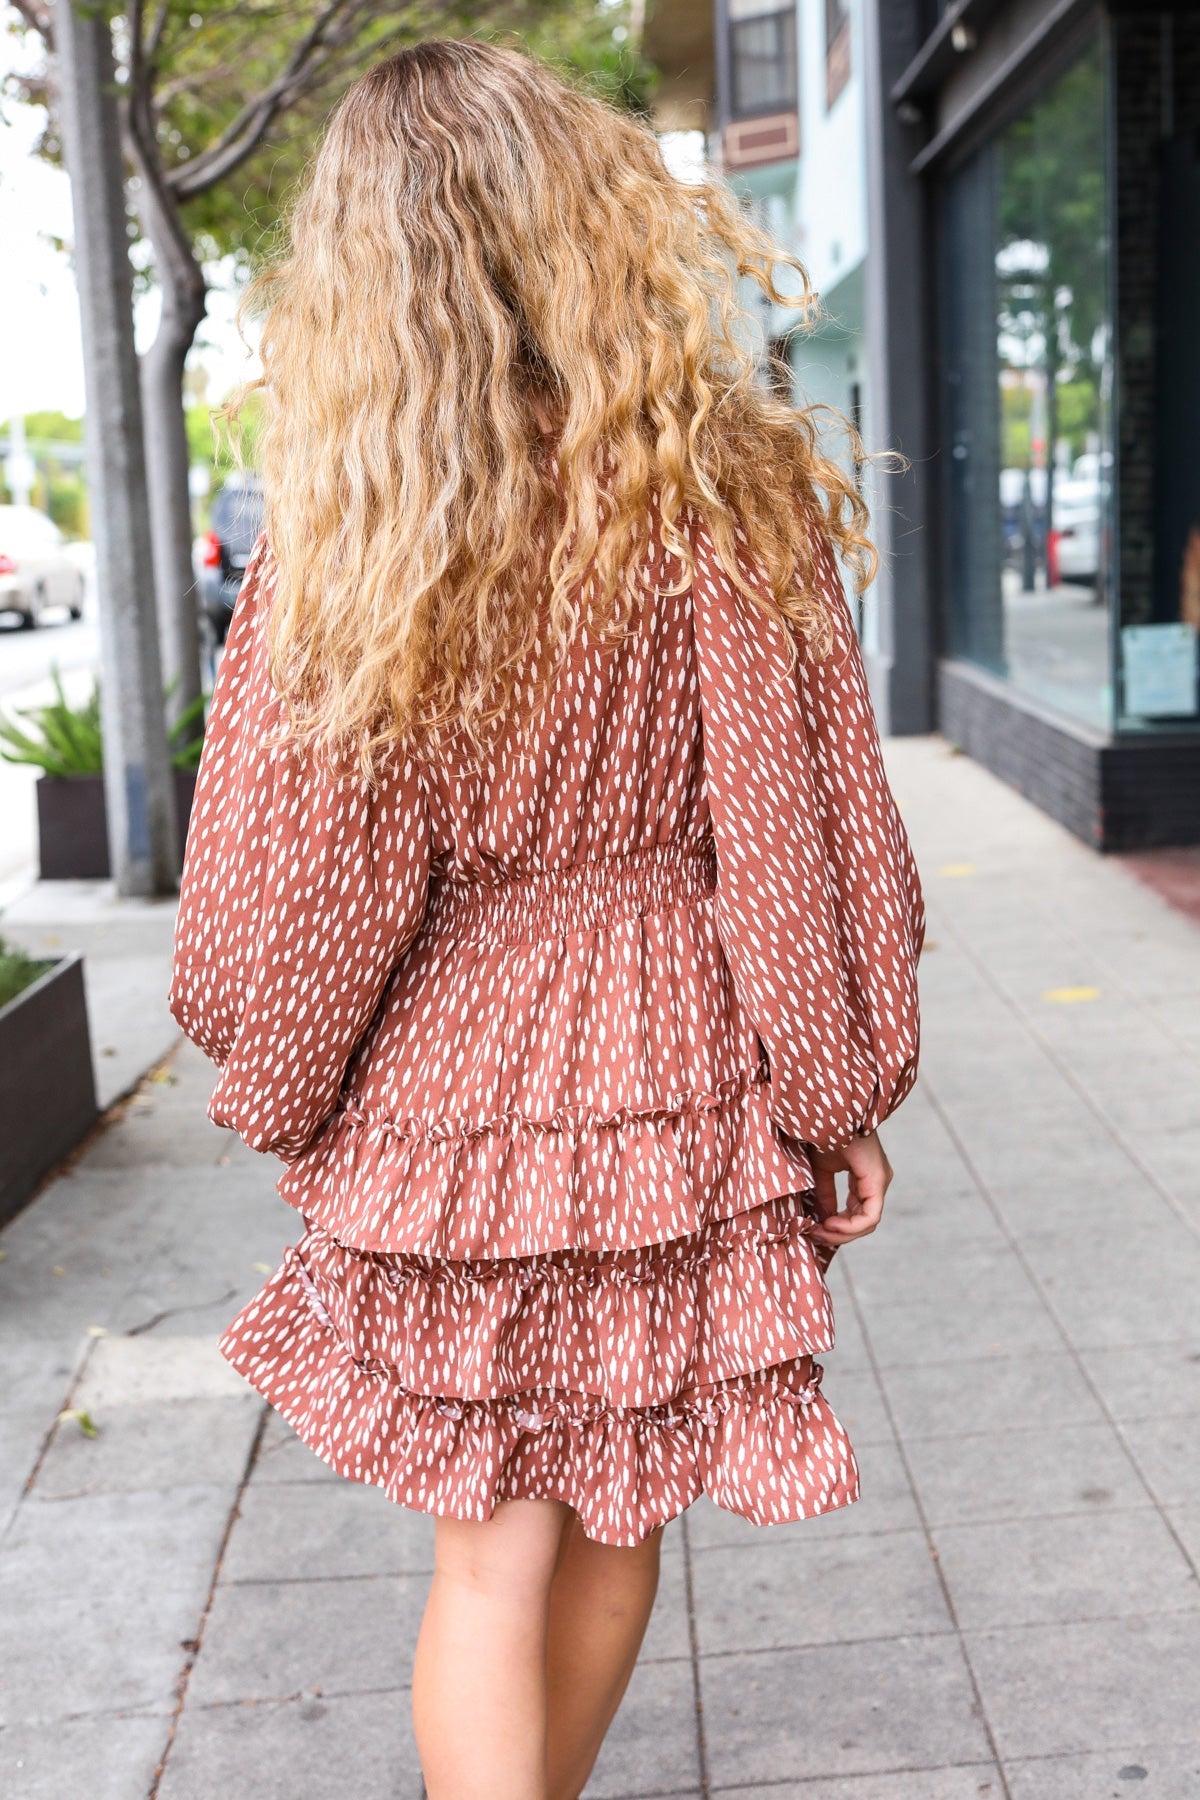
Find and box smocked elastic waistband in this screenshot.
[422,836,719,947]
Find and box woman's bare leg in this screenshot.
[413,1497,572,1799]
[545,1517,664,1800]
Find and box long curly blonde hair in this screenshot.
[226,37,875,784]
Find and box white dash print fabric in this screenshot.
[169,501,925,1546]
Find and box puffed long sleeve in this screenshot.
[691,510,925,1153]
[168,535,432,1159]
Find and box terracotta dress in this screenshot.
[168,501,924,1547]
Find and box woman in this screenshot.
[169,37,923,1799]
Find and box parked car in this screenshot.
[0,505,86,628]
[196,474,265,646]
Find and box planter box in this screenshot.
[0,952,98,1228]
[37,769,198,879]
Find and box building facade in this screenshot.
[645,0,1200,850]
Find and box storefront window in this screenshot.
[943,35,1114,731]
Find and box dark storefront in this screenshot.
[874,0,1200,848]
[645,0,1200,848]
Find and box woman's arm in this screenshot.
[168,536,432,1158]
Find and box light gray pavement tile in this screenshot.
[220,1477,436,1584]
[34,1393,261,1499]
[848,1238,1046,1311]
[1118,1417,1200,1510]
[917,1045,1081,1123]
[931,1104,1117,1178]
[878,1350,1106,1441]
[1164,1504,1200,1568]
[690,1531,953,1656]
[687,1439,922,1550]
[823,1268,871,1368]
[68,1329,251,1409]
[821,1358,895,1446]
[1,1710,171,1800]
[1077,1342,1200,1421]
[1137,1134,1200,1224]
[699,1634,992,1789]
[1031,1226,1200,1350]
[711,1769,1003,1798]
[861,1291,1063,1370]
[929,1075,1103,1137]
[1077,1084,1200,1143]
[186,1573,425,1706]
[582,1654,700,1799]
[884,1181,1003,1236]
[902,1422,1151,1527]
[85,1099,259,1170]
[0,1343,80,1526]
[993,1171,1172,1244]
[869,1196,1012,1256]
[79,957,181,1111]
[877,1111,980,1201]
[159,1689,423,1800]
[251,1408,341,1483]
[30,1332,262,1500]
[0,1484,234,1724]
[930,1508,1200,1631]
[962,1612,1200,1761]
[1004,1744,1200,1798]
[637,1538,691,1664]
[0,1338,80,1427]
[0,1163,286,1346]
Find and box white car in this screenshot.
[0,505,86,627]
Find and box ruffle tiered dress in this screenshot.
[168,501,924,1547]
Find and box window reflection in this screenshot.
[944,36,1114,729]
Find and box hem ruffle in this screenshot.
[275,1067,817,1259]
[218,1259,861,1546]
[288,1192,836,1409]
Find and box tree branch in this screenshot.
[166,0,371,200]
[144,2,170,69]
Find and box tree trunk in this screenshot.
[125,111,210,731]
[140,272,207,729]
[55,4,179,897]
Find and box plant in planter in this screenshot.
[0,929,97,1226]
[0,666,207,879]
[0,936,54,1010]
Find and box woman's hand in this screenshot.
[806,1131,893,1246]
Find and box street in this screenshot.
[0,590,101,905]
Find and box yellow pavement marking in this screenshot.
[1042,985,1101,1004]
[938,862,976,878]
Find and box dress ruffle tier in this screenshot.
[219,1208,858,1547]
[218,841,861,1546]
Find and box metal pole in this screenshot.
[54,1,179,896]
[861,0,937,735]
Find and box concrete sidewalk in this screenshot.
[1,735,1198,1799]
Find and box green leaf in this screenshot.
[57,1408,99,1439]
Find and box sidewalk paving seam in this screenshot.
[146,1401,270,1799]
[708,1762,1004,1792]
[928,898,1200,1244]
[12,1331,100,1517]
[913,1075,1200,1590]
[837,1250,1017,1800]
[187,1680,414,1711]
[679,1508,712,1800]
